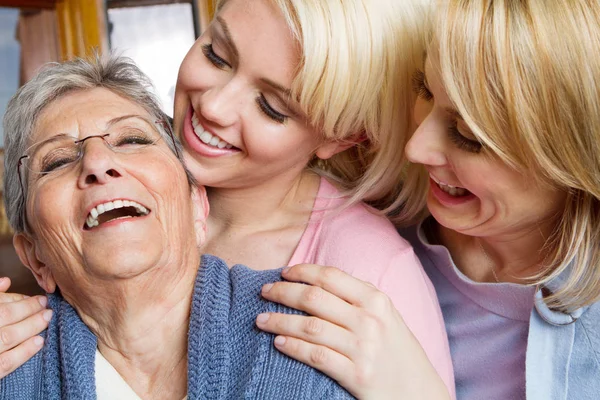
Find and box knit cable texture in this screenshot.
[1,255,354,399]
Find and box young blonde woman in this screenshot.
[254,0,600,399]
[1,0,454,398]
[177,0,451,396]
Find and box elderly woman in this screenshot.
[0,55,353,399]
[249,0,600,399]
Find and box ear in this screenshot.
[191,185,210,247]
[13,233,56,293]
[315,132,367,160]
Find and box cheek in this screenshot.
[29,184,82,268]
[146,151,187,183]
[143,154,192,207]
[448,158,506,200]
[243,121,320,162]
[176,54,207,95]
[460,161,535,208]
[177,39,219,91]
[29,179,76,229]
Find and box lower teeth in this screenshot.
[439,185,467,197]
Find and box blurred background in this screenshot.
[0,0,214,294]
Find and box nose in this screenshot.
[405,107,448,167]
[199,78,243,127]
[77,138,123,188]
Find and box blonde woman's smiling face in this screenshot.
[406,58,566,240]
[173,0,344,190]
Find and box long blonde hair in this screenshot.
[405,0,600,311]
[215,0,431,214]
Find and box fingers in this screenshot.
[0,277,11,293]
[0,296,48,326]
[256,312,357,358]
[0,278,31,304]
[261,281,358,330]
[270,335,357,393]
[0,292,30,304]
[0,281,50,378]
[0,308,52,354]
[0,335,44,379]
[280,264,381,307]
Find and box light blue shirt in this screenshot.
[401,222,600,400]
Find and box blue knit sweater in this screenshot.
[0,255,354,399]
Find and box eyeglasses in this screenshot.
[17,117,179,199]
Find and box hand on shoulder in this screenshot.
[0,277,51,378]
[255,264,451,400]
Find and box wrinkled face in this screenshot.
[174,0,331,189]
[21,88,200,295]
[406,58,566,239]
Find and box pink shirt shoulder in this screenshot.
[289,178,455,397]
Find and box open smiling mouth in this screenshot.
[430,175,472,197]
[85,200,150,230]
[191,111,239,150]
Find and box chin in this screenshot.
[429,207,475,234]
[84,247,163,280]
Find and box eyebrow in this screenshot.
[260,78,293,98]
[30,115,152,148]
[215,16,240,64]
[444,107,463,121]
[214,16,296,113]
[215,17,292,98]
[105,114,155,128]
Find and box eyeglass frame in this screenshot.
[16,118,180,211]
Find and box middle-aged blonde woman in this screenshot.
[253,0,600,399]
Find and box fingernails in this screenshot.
[38,296,48,307]
[33,336,44,346]
[256,313,270,324]
[282,267,291,275]
[42,309,53,322]
[262,283,273,293]
[0,277,5,284]
[274,336,286,346]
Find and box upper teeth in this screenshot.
[86,200,149,228]
[430,174,468,197]
[191,112,234,149]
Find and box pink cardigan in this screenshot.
[289,178,455,396]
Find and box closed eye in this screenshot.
[448,122,483,153]
[40,151,78,174]
[202,43,231,69]
[116,136,154,146]
[412,69,433,102]
[114,129,155,146]
[256,94,288,124]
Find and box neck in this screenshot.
[207,170,321,232]
[434,219,555,283]
[68,249,200,399]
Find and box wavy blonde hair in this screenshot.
[215,0,431,214]
[402,0,600,312]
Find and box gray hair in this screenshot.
[3,54,189,233]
